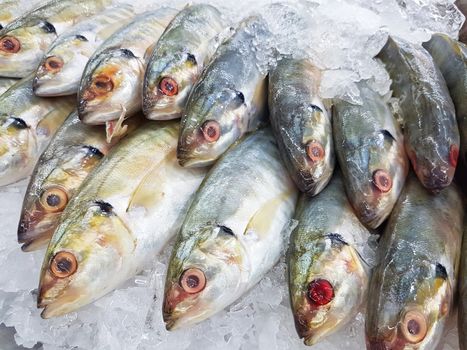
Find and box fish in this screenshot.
[377,36,459,192]
[33,5,135,97]
[0,77,18,95]
[423,34,467,175]
[0,0,113,78]
[0,0,27,30]
[77,8,178,127]
[288,173,373,346]
[143,4,225,120]
[37,121,207,318]
[460,227,467,350]
[268,57,334,195]
[333,81,408,229]
[365,174,463,350]
[177,16,271,167]
[17,111,141,252]
[163,129,297,330]
[0,75,75,187]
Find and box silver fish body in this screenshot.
[0,75,75,186]
[0,77,18,95]
[333,81,408,228]
[77,8,177,125]
[164,129,298,330]
[0,0,26,29]
[0,0,112,78]
[365,174,463,350]
[33,5,135,97]
[177,16,271,167]
[377,36,459,192]
[37,121,207,318]
[143,4,225,120]
[268,57,334,195]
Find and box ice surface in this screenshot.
[0,0,465,349]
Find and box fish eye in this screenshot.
[235,90,245,104]
[91,74,114,94]
[0,36,21,53]
[449,144,459,167]
[400,310,427,343]
[50,251,77,278]
[43,56,64,73]
[200,120,221,143]
[39,20,56,34]
[372,169,392,192]
[180,268,206,294]
[305,141,325,163]
[306,278,334,306]
[40,186,68,212]
[159,77,178,96]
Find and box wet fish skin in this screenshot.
[33,5,135,97]
[78,8,177,125]
[460,227,467,350]
[377,36,459,192]
[0,75,75,187]
[268,58,334,196]
[0,77,18,95]
[0,0,112,78]
[164,129,297,330]
[143,4,225,120]
[37,121,207,318]
[365,174,463,350]
[0,0,26,30]
[17,111,141,252]
[288,173,373,346]
[333,82,408,229]
[177,16,270,168]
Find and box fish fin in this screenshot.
[105,105,128,143]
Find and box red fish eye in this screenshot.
[306,141,325,163]
[372,169,392,192]
[180,268,206,294]
[50,251,78,278]
[0,36,21,53]
[44,56,64,73]
[201,120,221,142]
[400,310,427,343]
[159,77,178,96]
[306,278,334,306]
[449,144,459,167]
[93,75,114,92]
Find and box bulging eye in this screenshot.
[201,120,221,142]
[0,36,21,53]
[159,77,178,96]
[372,169,392,192]
[180,268,206,294]
[50,251,78,278]
[306,278,334,306]
[40,186,68,212]
[306,141,325,163]
[43,56,64,73]
[400,310,427,343]
[92,75,114,93]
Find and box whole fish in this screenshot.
[365,174,463,350]
[37,121,207,318]
[288,173,373,346]
[143,4,225,120]
[0,0,112,78]
[177,16,270,167]
[17,111,140,252]
[77,8,177,129]
[33,5,135,97]
[377,36,459,192]
[268,58,334,195]
[460,226,467,350]
[0,77,17,95]
[0,75,75,187]
[0,0,26,30]
[423,34,467,175]
[333,81,408,229]
[163,129,297,330]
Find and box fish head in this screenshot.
[18,145,105,251]
[366,257,452,350]
[34,35,93,96]
[163,224,246,329]
[37,199,135,318]
[78,48,144,124]
[289,233,368,345]
[177,87,248,167]
[143,51,199,120]
[0,20,57,77]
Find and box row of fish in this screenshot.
[0,0,466,349]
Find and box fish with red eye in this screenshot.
[200,120,221,143]
[306,278,334,306]
[306,141,325,163]
[0,36,21,53]
[43,56,64,73]
[159,77,178,96]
